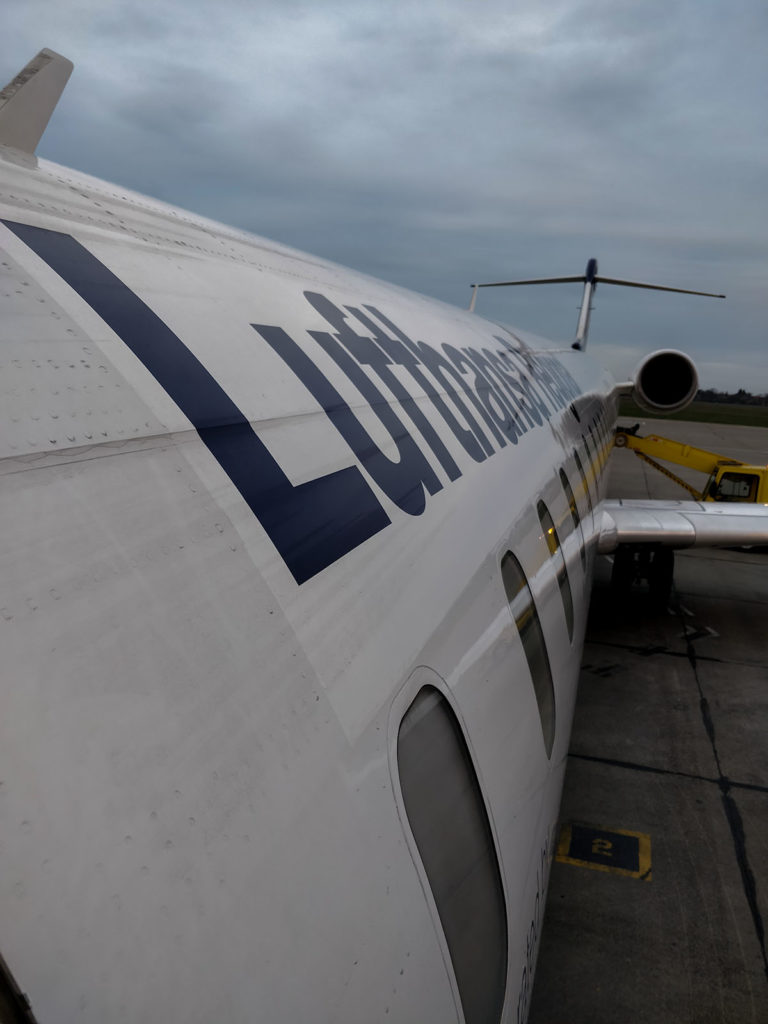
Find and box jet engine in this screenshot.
[632,349,698,415]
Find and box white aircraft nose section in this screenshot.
[0,48,73,157]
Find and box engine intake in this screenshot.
[632,349,698,415]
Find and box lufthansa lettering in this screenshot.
[252,292,581,582]
[0,219,582,587]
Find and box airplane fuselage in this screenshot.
[1,147,615,1022]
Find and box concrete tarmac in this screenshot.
[529,418,768,1024]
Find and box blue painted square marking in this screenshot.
[556,822,652,880]
[568,824,639,872]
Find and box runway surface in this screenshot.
[530,418,768,1024]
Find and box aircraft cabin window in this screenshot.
[600,417,610,456]
[594,419,605,457]
[573,449,593,514]
[397,686,508,1024]
[500,552,556,756]
[598,420,608,461]
[559,468,586,569]
[588,425,602,470]
[536,501,575,642]
[581,435,596,497]
[593,423,606,471]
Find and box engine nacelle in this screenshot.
[632,349,698,415]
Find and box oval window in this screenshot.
[559,468,586,569]
[537,500,574,642]
[500,551,556,756]
[573,448,593,515]
[398,686,508,1024]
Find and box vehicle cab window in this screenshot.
[716,472,758,502]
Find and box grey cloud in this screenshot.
[1,0,766,390]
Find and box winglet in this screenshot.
[0,48,73,156]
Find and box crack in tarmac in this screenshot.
[675,600,766,984]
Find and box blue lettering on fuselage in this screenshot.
[4,220,581,584]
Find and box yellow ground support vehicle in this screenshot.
[610,427,768,602]
[614,429,768,503]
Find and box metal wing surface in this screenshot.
[598,499,768,553]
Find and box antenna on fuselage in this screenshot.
[468,258,725,351]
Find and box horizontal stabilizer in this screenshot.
[468,259,725,349]
[598,499,768,553]
[0,48,73,155]
[596,277,725,299]
[469,275,585,289]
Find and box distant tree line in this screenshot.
[697,388,768,406]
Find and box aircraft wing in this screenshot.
[598,499,768,552]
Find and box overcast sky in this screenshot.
[3,1,767,390]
